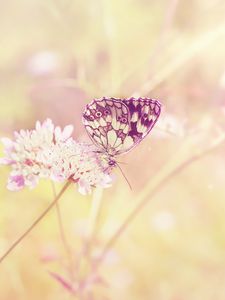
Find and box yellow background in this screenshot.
[1,0,225,299]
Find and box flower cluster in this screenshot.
[0,119,113,194]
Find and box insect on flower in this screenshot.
[0,119,113,194]
[82,97,162,170]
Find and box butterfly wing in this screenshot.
[82,97,161,156]
[116,97,161,154]
[82,97,131,156]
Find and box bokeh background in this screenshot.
[1,0,225,299]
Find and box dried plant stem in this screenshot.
[139,22,225,95]
[51,183,75,282]
[0,181,71,264]
[96,135,225,267]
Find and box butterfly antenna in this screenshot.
[115,162,132,190]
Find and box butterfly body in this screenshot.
[83,97,161,167]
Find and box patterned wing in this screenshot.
[115,97,161,154]
[82,97,161,156]
[82,97,131,156]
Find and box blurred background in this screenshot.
[1,0,225,299]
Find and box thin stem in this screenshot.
[51,182,75,282]
[75,188,104,276]
[96,135,225,267]
[139,21,225,95]
[0,181,71,264]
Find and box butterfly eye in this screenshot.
[95,111,102,118]
[89,115,95,121]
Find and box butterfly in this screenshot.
[82,97,161,168]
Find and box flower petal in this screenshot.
[61,125,74,140]
[1,138,14,150]
[7,175,25,191]
[78,179,92,195]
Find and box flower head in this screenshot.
[0,119,113,194]
[42,139,113,195]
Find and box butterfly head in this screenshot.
[94,150,116,170]
[108,157,116,167]
[100,152,117,169]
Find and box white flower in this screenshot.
[0,119,74,190]
[1,119,113,194]
[42,139,113,195]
